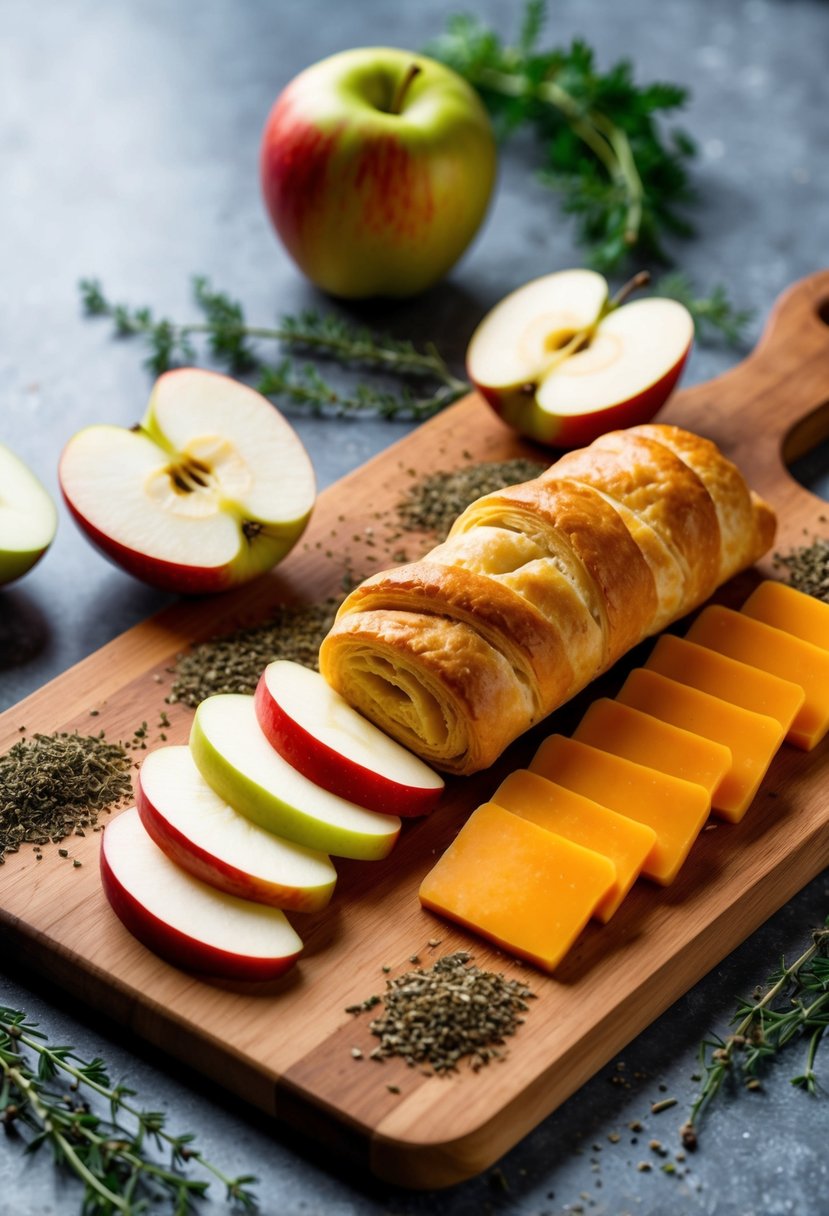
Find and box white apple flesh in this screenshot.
[254,660,444,816]
[190,694,401,859]
[467,269,694,449]
[59,368,315,594]
[137,745,337,911]
[100,808,303,981]
[0,443,57,586]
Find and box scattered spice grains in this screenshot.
[348,951,535,1073]
[0,731,133,862]
[395,459,548,541]
[772,533,829,602]
[166,599,342,706]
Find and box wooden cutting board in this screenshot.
[2,271,829,1188]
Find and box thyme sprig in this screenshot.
[427,1,696,270]
[656,273,755,348]
[80,277,468,420]
[683,920,829,1146]
[0,1005,258,1214]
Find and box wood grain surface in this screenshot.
[2,271,829,1188]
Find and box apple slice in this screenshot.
[467,269,694,449]
[0,443,57,586]
[137,745,337,910]
[190,694,401,859]
[254,660,444,816]
[59,368,315,594]
[100,807,303,981]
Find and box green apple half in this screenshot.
[0,443,57,586]
[467,269,694,449]
[260,47,496,298]
[190,694,401,860]
[59,368,315,594]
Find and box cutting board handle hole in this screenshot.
[783,399,829,501]
[817,298,829,327]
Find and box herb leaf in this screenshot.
[0,1006,260,1213]
[655,273,755,347]
[426,2,696,270]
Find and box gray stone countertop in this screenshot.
[1,0,828,1212]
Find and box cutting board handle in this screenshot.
[665,269,829,508]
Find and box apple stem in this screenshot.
[389,64,422,115]
[606,270,651,316]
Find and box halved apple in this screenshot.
[100,807,303,981]
[467,269,694,449]
[190,694,401,859]
[0,443,57,586]
[254,660,444,816]
[137,745,337,910]
[59,368,315,594]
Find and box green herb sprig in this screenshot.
[0,1005,258,1214]
[683,919,829,1147]
[427,0,696,270]
[80,277,468,421]
[656,273,755,348]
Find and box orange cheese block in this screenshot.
[741,580,829,652]
[686,604,829,750]
[492,769,656,922]
[617,668,783,823]
[529,734,710,885]
[644,633,805,737]
[418,802,616,973]
[574,697,732,797]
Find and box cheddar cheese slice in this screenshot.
[644,633,804,737]
[419,801,616,972]
[574,697,732,797]
[617,667,783,823]
[492,769,656,922]
[741,580,829,652]
[529,734,710,884]
[687,604,829,750]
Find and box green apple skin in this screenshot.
[189,698,401,861]
[0,444,57,586]
[479,350,691,450]
[260,47,496,299]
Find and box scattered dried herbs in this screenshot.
[396,458,548,540]
[167,600,341,707]
[773,535,829,603]
[0,732,133,863]
[349,951,535,1073]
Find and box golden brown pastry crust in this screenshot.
[319,424,776,775]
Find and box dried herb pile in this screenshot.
[395,458,548,541]
[350,952,535,1073]
[166,600,341,707]
[774,535,829,603]
[0,731,133,862]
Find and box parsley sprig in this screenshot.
[80,277,468,420]
[427,1,696,270]
[0,1004,258,1214]
[683,919,829,1147]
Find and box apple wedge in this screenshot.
[254,660,444,816]
[190,694,401,859]
[59,368,315,594]
[137,745,337,910]
[100,807,303,981]
[467,269,694,448]
[0,443,57,586]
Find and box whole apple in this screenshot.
[260,47,496,299]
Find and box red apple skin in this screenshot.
[260,49,496,299]
[253,672,442,818]
[58,480,236,595]
[100,845,300,982]
[135,779,333,913]
[473,342,691,450]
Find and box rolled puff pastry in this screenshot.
[319,424,776,775]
